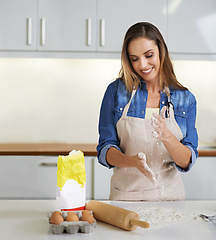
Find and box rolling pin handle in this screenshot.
[130,219,149,229]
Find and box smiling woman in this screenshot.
[97,22,198,201]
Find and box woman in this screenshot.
[97,22,198,201]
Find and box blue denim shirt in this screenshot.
[97,78,198,172]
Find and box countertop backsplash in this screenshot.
[0,58,215,145]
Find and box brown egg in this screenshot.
[50,211,64,225]
[65,212,79,222]
[81,214,95,224]
[82,210,92,215]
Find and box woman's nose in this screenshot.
[139,57,148,69]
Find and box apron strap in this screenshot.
[122,90,136,117]
[165,86,174,118]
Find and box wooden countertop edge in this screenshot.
[198,150,216,157]
[0,143,97,156]
[0,143,215,157]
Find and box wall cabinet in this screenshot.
[97,0,167,52]
[37,0,97,52]
[0,0,37,50]
[0,0,97,52]
[168,0,216,54]
[0,0,167,53]
[0,0,216,58]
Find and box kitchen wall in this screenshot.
[0,58,215,144]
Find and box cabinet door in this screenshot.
[97,0,167,52]
[0,156,93,199]
[37,0,97,51]
[168,0,216,54]
[93,158,113,200]
[181,157,216,200]
[0,156,57,199]
[0,0,37,50]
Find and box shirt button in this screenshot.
[120,107,123,111]
[183,111,185,115]
[161,101,165,104]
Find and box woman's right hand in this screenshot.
[107,148,157,184]
[132,152,157,184]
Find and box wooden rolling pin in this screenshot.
[86,200,149,231]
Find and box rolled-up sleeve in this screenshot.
[97,82,120,169]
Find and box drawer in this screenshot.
[0,156,93,199]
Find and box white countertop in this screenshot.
[0,200,215,240]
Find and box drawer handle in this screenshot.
[100,19,105,47]
[41,18,46,46]
[87,18,92,46]
[39,162,57,167]
[27,17,32,45]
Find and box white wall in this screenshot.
[0,58,215,144]
[0,58,120,143]
[173,60,216,144]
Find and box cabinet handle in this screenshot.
[27,18,32,45]
[39,162,57,167]
[87,18,92,46]
[100,19,105,47]
[41,18,46,46]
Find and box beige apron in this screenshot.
[110,89,185,201]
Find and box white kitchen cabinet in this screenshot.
[97,0,167,52]
[181,156,216,200]
[168,0,216,54]
[0,0,167,54]
[37,0,97,51]
[0,0,37,50]
[93,157,113,200]
[0,156,57,199]
[93,156,216,200]
[0,156,93,199]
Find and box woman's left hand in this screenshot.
[151,106,172,142]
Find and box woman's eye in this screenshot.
[146,54,153,58]
[131,58,138,62]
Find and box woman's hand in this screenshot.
[151,106,172,142]
[107,148,157,183]
[132,152,157,184]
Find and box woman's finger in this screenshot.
[160,106,167,119]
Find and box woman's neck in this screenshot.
[146,82,161,108]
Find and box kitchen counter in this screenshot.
[0,143,97,156]
[0,143,215,156]
[0,200,215,240]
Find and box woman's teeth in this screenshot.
[142,68,152,74]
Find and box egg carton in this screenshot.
[48,211,96,234]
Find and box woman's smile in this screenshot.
[141,67,153,74]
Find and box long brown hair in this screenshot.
[119,22,187,93]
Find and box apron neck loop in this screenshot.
[164,86,174,118]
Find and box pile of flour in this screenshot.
[127,207,202,229]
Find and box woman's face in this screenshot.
[128,37,160,84]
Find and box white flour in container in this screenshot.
[126,207,202,229]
